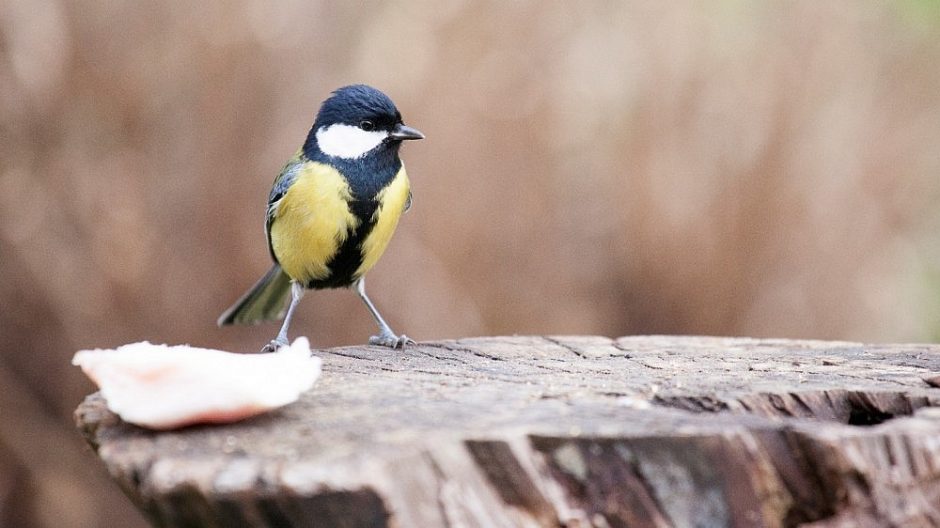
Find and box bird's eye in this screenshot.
[359,120,375,131]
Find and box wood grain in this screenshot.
[75,336,940,527]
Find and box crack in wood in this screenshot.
[540,336,589,360]
[326,350,377,361]
[421,342,506,362]
[655,389,934,429]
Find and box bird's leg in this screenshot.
[261,281,305,353]
[355,277,414,349]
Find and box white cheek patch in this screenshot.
[315,124,388,159]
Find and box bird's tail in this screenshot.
[217,264,292,326]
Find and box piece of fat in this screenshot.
[72,338,321,430]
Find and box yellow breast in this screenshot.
[269,162,359,284]
[355,166,410,278]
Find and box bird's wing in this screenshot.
[265,155,305,262]
[404,190,413,213]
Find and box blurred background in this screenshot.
[3,0,940,526]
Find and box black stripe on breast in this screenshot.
[306,199,378,289]
[301,136,402,289]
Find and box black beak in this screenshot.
[388,124,425,141]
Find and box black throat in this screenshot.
[302,135,403,199]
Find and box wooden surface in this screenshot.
[75,336,940,527]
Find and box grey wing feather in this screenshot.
[404,190,413,213]
[265,158,305,261]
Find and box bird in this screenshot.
[218,85,424,351]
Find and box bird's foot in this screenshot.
[260,338,289,353]
[369,332,415,349]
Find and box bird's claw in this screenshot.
[260,338,289,353]
[369,333,415,349]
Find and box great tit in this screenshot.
[218,85,424,351]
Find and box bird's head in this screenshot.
[308,85,424,160]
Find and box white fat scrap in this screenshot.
[315,124,387,159]
[72,338,321,430]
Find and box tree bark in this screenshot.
[75,336,940,527]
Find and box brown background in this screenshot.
[3,1,940,526]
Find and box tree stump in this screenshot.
[75,336,940,527]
